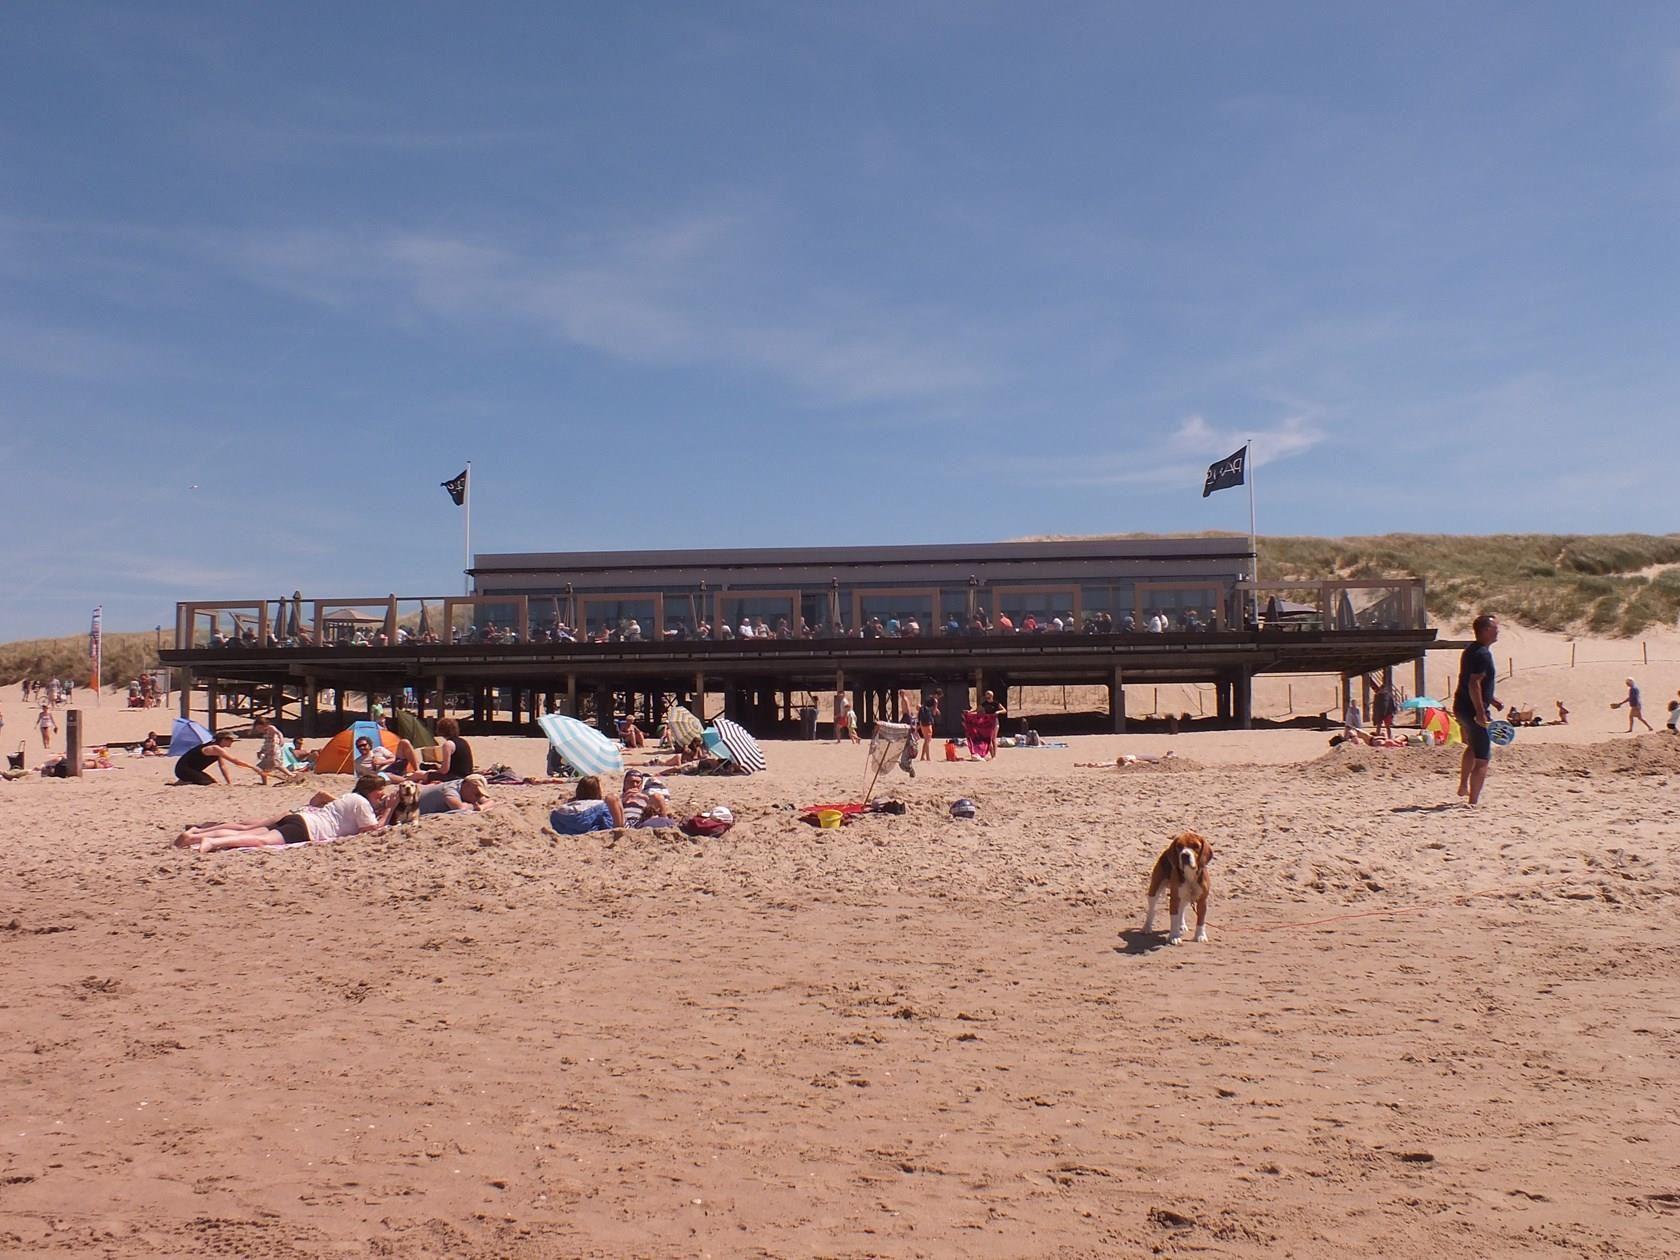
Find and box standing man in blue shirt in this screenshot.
[1454,613,1504,805]
[1611,677,1654,733]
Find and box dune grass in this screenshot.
[1260,534,1680,635]
[1028,531,1680,636]
[0,631,163,690]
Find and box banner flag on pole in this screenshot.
[1202,446,1247,497]
[89,606,102,692]
[442,468,468,506]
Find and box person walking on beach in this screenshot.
[36,703,58,749]
[1453,614,1503,806]
[1371,674,1397,739]
[917,693,939,761]
[1612,677,1654,732]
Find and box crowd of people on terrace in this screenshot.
[204,605,1229,649]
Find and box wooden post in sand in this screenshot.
[65,709,82,777]
[1109,667,1126,733]
[691,672,703,722]
[1414,656,1426,702]
[1235,668,1253,730]
[206,678,219,734]
[179,668,193,719]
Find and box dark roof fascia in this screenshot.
[469,537,1254,578]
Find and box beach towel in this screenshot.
[866,721,916,781]
[962,711,998,759]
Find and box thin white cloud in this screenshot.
[214,216,996,405]
[1025,412,1326,489]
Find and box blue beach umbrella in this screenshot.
[168,717,214,756]
[538,713,624,778]
[1400,696,1445,711]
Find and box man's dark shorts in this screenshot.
[1456,709,1491,760]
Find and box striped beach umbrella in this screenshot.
[538,713,624,778]
[709,717,766,774]
[666,704,704,750]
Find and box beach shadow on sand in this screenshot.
[1115,928,1168,955]
[1390,802,1466,814]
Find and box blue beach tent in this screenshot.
[168,718,214,756]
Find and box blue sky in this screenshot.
[2,2,1676,638]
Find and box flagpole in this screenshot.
[463,461,472,596]
[1246,440,1258,621]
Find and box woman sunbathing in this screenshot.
[174,775,397,852]
[1076,751,1178,767]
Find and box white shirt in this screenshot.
[299,793,377,841]
[738,622,754,638]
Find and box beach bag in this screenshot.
[680,813,734,838]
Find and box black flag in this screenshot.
[441,468,468,506]
[1202,446,1246,497]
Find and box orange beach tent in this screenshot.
[313,724,399,775]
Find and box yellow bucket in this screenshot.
[816,809,843,830]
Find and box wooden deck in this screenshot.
[161,625,1438,737]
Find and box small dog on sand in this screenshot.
[1143,832,1213,944]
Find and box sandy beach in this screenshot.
[4,633,1680,1258]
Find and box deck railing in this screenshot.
[172,579,1428,651]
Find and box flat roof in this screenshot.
[470,537,1254,576]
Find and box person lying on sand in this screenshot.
[174,775,398,852]
[635,792,679,829]
[1328,729,1409,748]
[1076,751,1178,767]
[645,738,708,768]
[418,774,493,814]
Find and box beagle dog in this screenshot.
[1144,832,1213,944]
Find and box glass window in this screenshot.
[940,588,972,631]
[719,595,796,637]
[801,592,830,636]
[857,593,933,635]
[580,598,657,640]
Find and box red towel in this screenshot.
[963,711,998,758]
